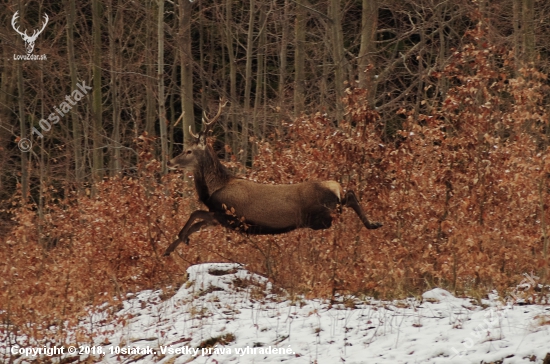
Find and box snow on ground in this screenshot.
[6,263,550,363]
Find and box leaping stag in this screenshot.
[163,100,382,256]
[12,11,49,54]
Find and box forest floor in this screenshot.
[4,262,550,364]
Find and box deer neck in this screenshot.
[194,147,232,203]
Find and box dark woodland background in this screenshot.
[1,0,550,348]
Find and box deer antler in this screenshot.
[202,98,228,128]
[189,126,199,139]
[187,99,227,142]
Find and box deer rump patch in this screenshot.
[206,180,342,234]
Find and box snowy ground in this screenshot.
[4,263,550,363]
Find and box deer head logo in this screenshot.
[11,11,49,54]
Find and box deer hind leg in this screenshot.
[308,208,334,230]
[342,190,383,229]
[163,210,218,256]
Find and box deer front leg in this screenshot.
[163,210,217,256]
[343,190,383,229]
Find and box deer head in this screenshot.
[12,11,49,54]
[168,99,227,171]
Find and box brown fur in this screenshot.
[163,104,382,256]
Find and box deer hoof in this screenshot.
[369,222,383,229]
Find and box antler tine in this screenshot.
[188,125,199,140]
[202,98,228,127]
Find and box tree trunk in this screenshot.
[17,61,28,202]
[158,0,168,174]
[180,0,195,142]
[358,0,378,105]
[92,0,104,188]
[146,0,156,137]
[522,0,535,63]
[278,0,289,115]
[224,0,238,154]
[437,2,449,100]
[478,0,487,27]
[199,0,206,108]
[169,52,178,157]
[242,0,255,164]
[294,0,306,115]
[513,0,521,68]
[66,0,84,186]
[108,0,121,175]
[254,3,267,141]
[15,3,29,202]
[1,21,16,194]
[329,0,346,121]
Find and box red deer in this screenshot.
[163,101,382,256]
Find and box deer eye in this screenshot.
[186,150,192,155]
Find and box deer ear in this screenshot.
[199,135,205,146]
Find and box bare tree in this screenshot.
[358,0,378,105]
[522,0,535,63]
[278,0,290,114]
[242,0,256,164]
[66,0,85,185]
[145,1,156,138]
[107,0,122,175]
[16,59,28,201]
[328,0,346,121]
[294,0,306,115]
[221,0,238,154]
[254,2,268,138]
[92,0,104,187]
[158,0,168,174]
[180,0,195,143]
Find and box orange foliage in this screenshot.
[1,27,549,346]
